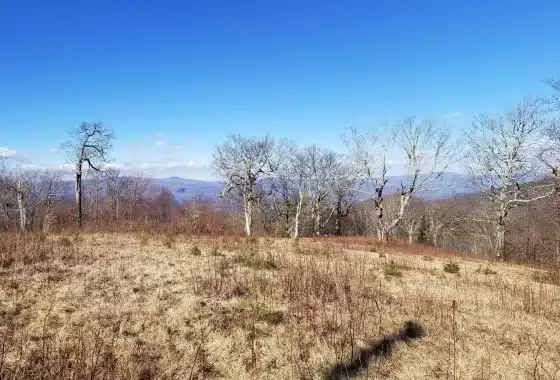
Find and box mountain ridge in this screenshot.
[57,172,473,202]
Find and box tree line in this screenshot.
[1,79,560,263]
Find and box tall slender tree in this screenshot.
[62,122,114,228]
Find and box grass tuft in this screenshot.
[383,260,403,278]
[162,233,175,249]
[232,251,278,270]
[476,265,497,275]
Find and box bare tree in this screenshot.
[466,99,553,258]
[347,119,459,241]
[86,172,104,219]
[330,161,360,235]
[345,125,394,240]
[1,168,29,231]
[280,146,310,240]
[299,145,339,236]
[62,122,114,228]
[269,172,297,236]
[425,202,461,247]
[544,78,560,111]
[400,198,425,243]
[105,169,125,220]
[539,79,560,210]
[269,142,301,237]
[37,170,63,213]
[213,135,280,236]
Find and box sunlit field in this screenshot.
[1,232,559,379]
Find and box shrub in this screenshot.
[256,309,284,325]
[443,261,460,274]
[210,247,224,257]
[217,257,232,276]
[532,270,560,286]
[383,260,402,278]
[163,233,175,249]
[190,246,202,256]
[423,255,434,261]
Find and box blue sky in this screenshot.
[1,0,559,179]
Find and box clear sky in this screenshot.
[1,0,559,179]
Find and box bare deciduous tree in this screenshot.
[286,146,310,240]
[105,169,125,220]
[466,99,553,258]
[1,168,32,231]
[269,142,302,237]
[539,79,560,210]
[299,145,339,236]
[213,135,280,236]
[86,172,104,219]
[400,198,424,243]
[62,122,114,228]
[330,161,360,235]
[425,202,461,247]
[345,125,395,240]
[347,118,459,241]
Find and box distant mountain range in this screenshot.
[155,177,224,202]
[60,172,474,203]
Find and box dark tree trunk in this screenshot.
[75,168,82,228]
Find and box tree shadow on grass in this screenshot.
[324,321,424,380]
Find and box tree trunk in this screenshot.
[433,232,439,247]
[311,198,321,236]
[374,198,386,242]
[495,221,505,259]
[16,180,26,231]
[314,210,321,236]
[292,189,303,240]
[407,225,415,244]
[75,166,83,228]
[376,226,386,242]
[334,199,343,235]
[494,199,508,259]
[284,206,291,237]
[243,196,253,237]
[335,215,342,235]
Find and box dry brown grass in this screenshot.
[1,232,559,379]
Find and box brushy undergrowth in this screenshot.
[232,251,278,270]
[443,261,460,274]
[532,269,560,286]
[383,260,403,278]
